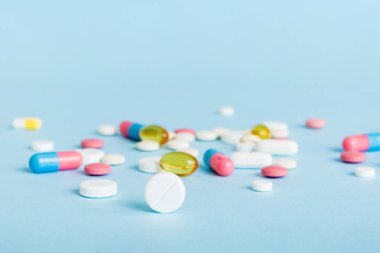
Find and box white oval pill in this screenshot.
[221,131,244,145]
[31,140,54,152]
[98,124,116,136]
[166,140,190,150]
[212,127,229,138]
[262,121,288,132]
[271,129,290,139]
[230,152,272,169]
[196,130,218,141]
[240,133,261,144]
[272,158,297,169]
[355,167,375,178]
[136,140,160,151]
[236,142,255,152]
[176,148,200,157]
[257,139,299,155]
[101,154,125,165]
[139,156,161,173]
[174,132,195,142]
[79,179,117,198]
[77,148,105,165]
[252,180,273,192]
[218,106,235,117]
[145,172,186,213]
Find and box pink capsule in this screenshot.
[340,151,366,163]
[261,165,288,178]
[209,153,234,176]
[81,138,104,149]
[342,135,370,151]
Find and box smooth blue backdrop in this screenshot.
[1,0,380,252]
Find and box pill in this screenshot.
[221,131,244,145]
[256,139,299,155]
[272,158,297,169]
[76,148,105,165]
[230,152,272,169]
[145,172,185,213]
[139,125,169,145]
[168,131,175,140]
[29,151,82,173]
[236,142,256,152]
[261,165,288,178]
[176,148,200,157]
[81,138,104,149]
[160,152,198,176]
[355,166,375,178]
[13,117,42,130]
[174,128,196,135]
[136,140,160,151]
[218,106,235,117]
[101,154,125,165]
[166,140,190,150]
[97,124,116,136]
[262,121,288,132]
[139,156,161,173]
[306,118,326,129]
[240,133,261,144]
[211,127,229,138]
[251,124,271,139]
[342,133,380,152]
[196,130,218,141]
[203,149,234,176]
[340,151,366,163]
[174,132,196,142]
[79,179,117,198]
[31,140,54,152]
[119,121,144,141]
[84,163,111,176]
[251,180,273,192]
[271,129,289,139]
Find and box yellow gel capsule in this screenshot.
[251,124,270,139]
[139,125,169,145]
[160,152,198,177]
[13,117,42,130]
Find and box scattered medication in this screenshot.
[139,125,169,145]
[136,140,160,152]
[81,138,104,149]
[31,140,54,152]
[13,117,42,130]
[196,130,218,141]
[251,124,271,139]
[342,133,380,152]
[160,152,198,176]
[98,124,116,136]
[261,165,288,178]
[305,118,326,129]
[85,163,111,176]
[236,142,255,152]
[203,149,234,176]
[101,154,125,166]
[138,156,161,173]
[340,151,366,163]
[29,151,82,173]
[166,140,190,150]
[256,139,299,155]
[174,132,196,142]
[176,148,200,157]
[218,106,235,117]
[272,158,297,169]
[145,172,185,213]
[231,152,272,169]
[251,180,273,192]
[77,148,105,165]
[79,179,117,198]
[355,166,375,178]
[119,121,144,141]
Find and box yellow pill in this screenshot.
[13,117,42,130]
[160,152,198,177]
[139,125,169,145]
[251,124,270,139]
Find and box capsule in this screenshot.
[13,117,42,130]
[119,121,144,141]
[343,133,380,152]
[203,149,234,176]
[29,151,82,173]
[160,152,198,177]
[256,139,299,155]
[139,125,169,145]
[251,124,270,139]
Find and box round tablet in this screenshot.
[101,154,125,165]
[236,142,255,152]
[176,148,199,157]
[98,124,116,136]
[218,106,235,117]
[139,156,161,173]
[136,140,160,151]
[77,148,105,165]
[272,158,297,169]
[79,179,117,198]
[240,133,261,144]
[340,151,366,163]
[145,172,185,213]
[81,138,104,149]
[85,163,111,176]
[174,128,196,135]
[305,118,326,129]
[31,140,54,152]
[221,131,244,145]
[261,165,288,178]
[174,132,195,142]
[355,166,375,178]
[196,130,218,141]
[166,140,190,150]
[252,180,273,192]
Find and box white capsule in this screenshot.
[77,148,105,165]
[355,167,375,178]
[240,133,261,144]
[211,127,229,138]
[221,131,244,145]
[230,152,272,169]
[196,130,218,141]
[272,158,297,169]
[252,180,273,192]
[136,140,160,152]
[176,148,200,157]
[98,124,116,136]
[174,132,195,142]
[262,121,288,132]
[12,117,42,130]
[79,179,117,198]
[166,140,190,150]
[236,142,256,152]
[257,139,299,155]
[101,154,125,166]
[31,140,54,152]
[218,106,235,117]
[139,156,161,173]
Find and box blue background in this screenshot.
[1,0,380,252]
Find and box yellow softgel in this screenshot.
[251,124,270,139]
[160,152,198,177]
[139,125,169,145]
[25,118,42,130]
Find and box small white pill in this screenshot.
[139,156,161,173]
[196,130,218,141]
[272,158,297,169]
[101,154,125,165]
[98,124,116,136]
[252,180,273,192]
[271,129,289,139]
[355,167,375,178]
[262,121,288,132]
[136,140,160,151]
[257,139,299,156]
[31,140,54,152]
[79,179,117,198]
[77,148,105,165]
[230,152,272,169]
[145,172,186,213]
[211,127,229,138]
[166,140,190,150]
[240,133,261,144]
[221,131,244,145]
[174,132,195,142]
[218,106,235,117]
[176,148,199,157]
[236,142,256,152]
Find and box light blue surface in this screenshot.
[1,0,380,252]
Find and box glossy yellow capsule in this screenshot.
[160,152,198,177]
[12,117,42,130]
[251,124,270,139]
[139,125,169,145]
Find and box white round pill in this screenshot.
[31,140,54,152]
[355,166,375,178]
[101,154,125,165]
[196,130,218,141]
[240,133,261,144]
[221,131,244,145]
[272,158,297,169]
[236,142,255,152]
[77,148,105,165]
[252,180,273,192]
[212,127,229,138]
[174,132,195,142]
[79,179,117,198]
[145,172,186,213]
[176,148,199,157]
[139,156,161,173]
[218,106,235,117]
[136,140,160,152]
[98,124,116,136]
[166,140,190,150]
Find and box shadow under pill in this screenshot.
[330,147,342,153]
[21,167,31,173]
[127,200,154,213]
